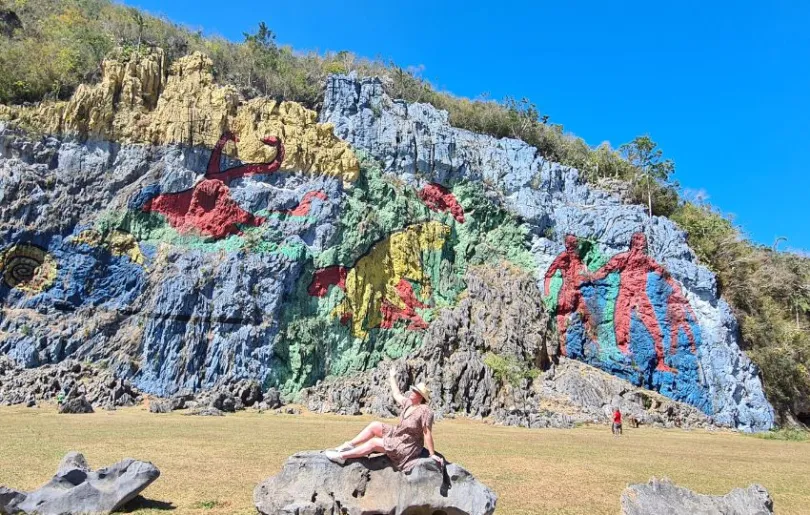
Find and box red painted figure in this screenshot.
[589,232,675,373]
[665,277,698,353]
[544,234,595,356]
[141,132,327,240]
[380,279,430,331]
[418,183,465,223]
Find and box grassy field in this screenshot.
[0,406,806,514]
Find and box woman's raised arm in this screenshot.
[389,366,406,406]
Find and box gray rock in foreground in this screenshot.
[58,395,94,414]
[621,477,773,515]
[0,486,26,515]
[254,451,497,515]
[0,452,160,515]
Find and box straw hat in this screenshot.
[409,382,431,403]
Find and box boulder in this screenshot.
[263,388,282,409]
[56,452,90,476]
[238,381,263,407]
[149,399,173,414]
[254,451,497,515]
[0,452,160,515]
[620,477,773,515]
[0,486,26,515]
[58,395,94,414]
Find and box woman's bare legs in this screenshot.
[348,421,385,446]
[331,421,386,452]
[340,437,385,460]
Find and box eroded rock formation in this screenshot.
[620,477,773,515]
[0,452,160,515]
[254,451,497,515]
[319,74,774,431]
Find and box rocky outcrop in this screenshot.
[58,395,94,414]
[148,399,172,413]
[300,265,549,419]
[0,358,140,408]
[0,452,160,515]
[620,477,773,515]
[254,451,497,515]
[319,74,775,432]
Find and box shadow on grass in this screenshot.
[119,496,176,512]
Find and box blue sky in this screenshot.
[120,0,810,252]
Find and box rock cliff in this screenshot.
[0,52,774,431]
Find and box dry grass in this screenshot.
[0,406,806,514]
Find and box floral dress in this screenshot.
[381,398,435,472]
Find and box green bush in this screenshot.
[752,428,809,442]
[672,202,810,420]
[484,352,540,388]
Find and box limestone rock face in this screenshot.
[0,121,346,395]
[300,265,711,429]
[319,74,775,432]
[301,266,550,419]
[254,451,497,515]
[0,452,160,515]
[620,477,773,515]
[0,53,777,431]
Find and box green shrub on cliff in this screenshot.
[672,202,810,421]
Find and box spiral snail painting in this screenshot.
[0,244,58,293]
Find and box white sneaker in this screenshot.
[333,441,355,452]
[324,450,345,465]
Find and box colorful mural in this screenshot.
[130,132,285,239]
[543,234,596,356]
[127,132,330,243]
[0,244,58,293]
[419,183,465,223]
[308,221,451,339]
[545,232,702,376]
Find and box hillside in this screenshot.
[0,0,807,427]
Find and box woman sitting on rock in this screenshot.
[324,366,442,471]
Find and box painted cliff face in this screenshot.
[0,232,147,311]
[544,233,710,412]
[0,67,776,431]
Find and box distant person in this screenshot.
[324,366,443,472]
[612,409,623,435]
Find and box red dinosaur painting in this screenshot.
[138,132,326,240]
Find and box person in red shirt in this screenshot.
[612,409,623,435]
